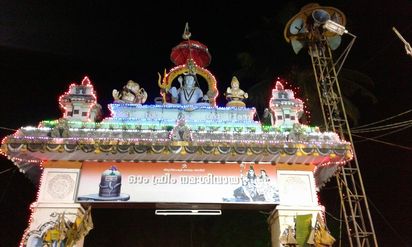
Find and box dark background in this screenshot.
[0,0,411,246]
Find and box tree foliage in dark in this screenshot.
[233,2,377,127]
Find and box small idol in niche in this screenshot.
[225,76,248,107]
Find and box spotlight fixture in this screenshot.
[284,3,346,54]
[324,20,347,35]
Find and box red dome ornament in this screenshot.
[170,23,211,68]
[170,40,211,68]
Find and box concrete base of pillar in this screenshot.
[267,205,323,247]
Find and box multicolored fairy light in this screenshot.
[58,76,101,122]
[19,165,45,247]
[266,78,304,128]
[273,77,312,124]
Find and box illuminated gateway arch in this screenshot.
[2,23,352,247]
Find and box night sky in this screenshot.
[0,1,411,246]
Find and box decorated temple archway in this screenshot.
[1,25,352,247]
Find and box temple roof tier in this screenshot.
[2,116,351,188]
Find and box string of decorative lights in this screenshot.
[19,169,45,247]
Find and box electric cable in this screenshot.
[352,133,412,151]
[367,193,410,246]
[352,109,412,130]
[0,167,15,175]
[325,181,410,246]
[0,168,16,207]
[0,126,18,132]
[351,120,412,133]
[354,124,412,143]
[325,210,345,223]
[359,25,412,69]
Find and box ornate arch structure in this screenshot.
[158,61,219,106]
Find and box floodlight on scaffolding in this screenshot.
[324,20,347,35]
[283,3,347,54]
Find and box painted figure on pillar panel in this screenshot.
[169,73,208,105]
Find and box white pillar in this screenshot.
[21,162,89,247]
[267,169,323,247]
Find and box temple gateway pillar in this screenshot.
[22,161,90,247]
[268,169,325,247]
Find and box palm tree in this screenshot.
[285,66,377,127]
[240,52,377,128]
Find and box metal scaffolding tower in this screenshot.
[308,34,378,246]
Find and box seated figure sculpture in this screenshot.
[113,80,148,104]
[225,76,248,107]
[169,73,208,105]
